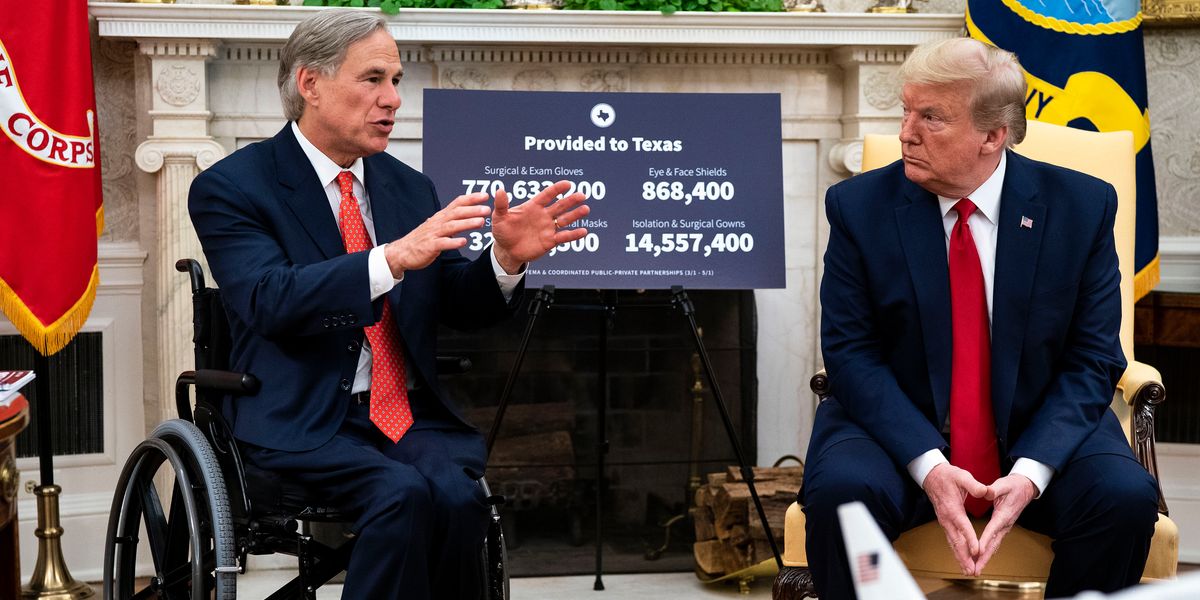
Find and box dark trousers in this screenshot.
[241,398,489,600]
[801,437,1159,600]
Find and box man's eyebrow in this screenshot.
[359,65,403,78]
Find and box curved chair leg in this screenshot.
[103,419,237,600]
[773,566,818,600]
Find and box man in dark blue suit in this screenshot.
[188,10,589,599]
[802,38,1158,598]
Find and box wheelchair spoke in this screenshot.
[135,458,170,577]
[151,547,215,598]
[164,481,194,575]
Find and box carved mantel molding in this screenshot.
[90,3,962,47]
[828,45,910,174]
[93,3,957,177]
[135,138,226,174]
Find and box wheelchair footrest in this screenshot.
[250,515,298,534]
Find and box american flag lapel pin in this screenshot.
[1020,215,1034,229]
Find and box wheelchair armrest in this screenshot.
[195,369,261,395]
[176,369,260,424]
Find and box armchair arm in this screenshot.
[810,369,829,400]
[1117,360,1164,407]
[1118,360,1168,514]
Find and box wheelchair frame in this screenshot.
[102,259,508,599]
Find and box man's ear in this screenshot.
[296,65,321,108]
[981,125,1008,155]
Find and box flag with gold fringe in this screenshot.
[0,0,103,355]
[967,0,1159,299]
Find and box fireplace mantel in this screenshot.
[92,3,960,47]
[91,0,960,474]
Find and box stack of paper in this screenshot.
[0,370,35,407]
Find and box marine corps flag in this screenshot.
[967,0,1159,299]
[0,0,103,355]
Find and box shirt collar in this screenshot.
[937,150,1006,225]
[290,121,365,191]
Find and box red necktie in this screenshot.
[948,198,1000,517]
[337,171,413,442]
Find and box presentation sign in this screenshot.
[422,90,784,290]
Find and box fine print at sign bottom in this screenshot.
[423,89,785,290]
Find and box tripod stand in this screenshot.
[485,285,782,591]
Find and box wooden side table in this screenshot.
[0,395,30,600]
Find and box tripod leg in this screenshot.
[671,287,783,569]
[593,292,614,591]
[487,286,555,457]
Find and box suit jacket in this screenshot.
[188,125,520,452]
[810,150,1131,477]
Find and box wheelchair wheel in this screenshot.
[103,419,237,599]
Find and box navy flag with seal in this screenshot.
[967,0,1159,299]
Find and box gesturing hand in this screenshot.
[384,192,493,277]
[973,474,1036,576]
[491,180,591,274]
[924,463,989,576]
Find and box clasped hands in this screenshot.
[384,180,590,277]
[924,463,1038,577]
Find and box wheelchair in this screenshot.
[102,259,509,599]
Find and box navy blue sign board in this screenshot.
[421,89,784,290]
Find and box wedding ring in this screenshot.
[553,217,560,228]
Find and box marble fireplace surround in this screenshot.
[91,2,962,468]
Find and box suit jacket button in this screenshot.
[347,341,360,352]
[340,379,351,391]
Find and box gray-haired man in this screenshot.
[189,10,589,598]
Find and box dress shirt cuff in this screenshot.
[907,449,948,489]
[489,246,525,302]
[1010,458,1054,498]
[368,245,402,301]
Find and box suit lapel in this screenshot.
[991,152,1046,440]
[363,156,424,248]
[273,126,345,260]
[362,156,427,354]
[895,178,953,427]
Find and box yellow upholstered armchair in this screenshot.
[772,121,1179,599]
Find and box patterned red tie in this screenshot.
[948,198,1000,517]
[337,171,412,442]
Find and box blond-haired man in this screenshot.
[803,38,1157,598]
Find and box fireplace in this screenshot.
[439,287,757,575]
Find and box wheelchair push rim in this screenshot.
[103,420,237,600]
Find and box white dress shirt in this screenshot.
[290,122,523,394]
[904,152,1055,497]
